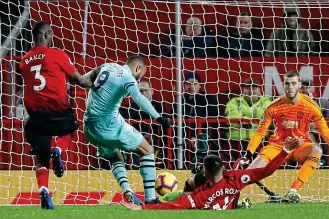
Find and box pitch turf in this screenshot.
[2,203,329,219]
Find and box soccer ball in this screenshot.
[155,172,178,196]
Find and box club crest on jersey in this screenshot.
[241,174,250,184]
[297,111,304,118]
[281,120,299,128]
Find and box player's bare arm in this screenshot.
[82,64,106,84]
[122,202,142,211]
[71,71,93,88]
[124,57,170,126]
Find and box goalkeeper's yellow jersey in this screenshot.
[247,93,329,152]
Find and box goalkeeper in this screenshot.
[242,71,329,204]
[83,56,169,205]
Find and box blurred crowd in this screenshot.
[157,7,317,58]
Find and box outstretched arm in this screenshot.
[82,64,106,83]
[121,193,196,210]
[233,137,299,190]
[126,84,160,119]
[313,108,329,145]
[71,71,93,88]
[57,51,92,88]
[246,107,272,153]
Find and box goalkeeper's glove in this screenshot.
[284,136,304,152]
[233,150,254,170]
[245,150,254,162]
[156,116,170,126]
[233,157,250,170]
[163,190,184,202]
[237,197,252,209]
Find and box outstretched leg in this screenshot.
[108,150,144,205]
[109,150,132,193]
[282,143,322,204]
[134,139,158,204]
[247,145,283,203]
[292,143,322,190]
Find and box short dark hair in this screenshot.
[185,71,201,83]
[284,70,300,81]
[203,155,223,176]
[239,12,251,17]
[237,12,252,24]
[32,21,50,36]
[242,78,261,87]
[126,55,146,66]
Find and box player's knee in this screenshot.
[311,144,323,156]
[135,140,154,156]
[248,156,268,169]
[183,178,195,192]
[37,153,50,168]
[143,144,154,155]
[194,171,207,188]
[109,150,124,163]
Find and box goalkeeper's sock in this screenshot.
[111,161,132,192]
[140,154,156,201]
[56,134,71,151]
[292,154,320,190]
[36,166,49,189]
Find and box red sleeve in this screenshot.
[228,150,288,190]
[19,60,23,72]
[142,194,197,210]
[55,50,77,76]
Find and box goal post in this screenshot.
[1,0,329,205]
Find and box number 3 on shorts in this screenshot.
[31,64,46,91]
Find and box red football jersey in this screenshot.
[19,46,77,112]
[143,150,288,210]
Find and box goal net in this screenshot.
[1,0,329,205]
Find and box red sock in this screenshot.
[36,166,49,189]
[55,134,72,151]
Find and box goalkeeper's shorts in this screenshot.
[83,116,144,159]
[259,142,314,164]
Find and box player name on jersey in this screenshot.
[24,54,46,65]
[203,188,240,208]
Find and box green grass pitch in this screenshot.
[2,203,329,219]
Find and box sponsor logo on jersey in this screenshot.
[188,195,196,208]
[281,120,299,128]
